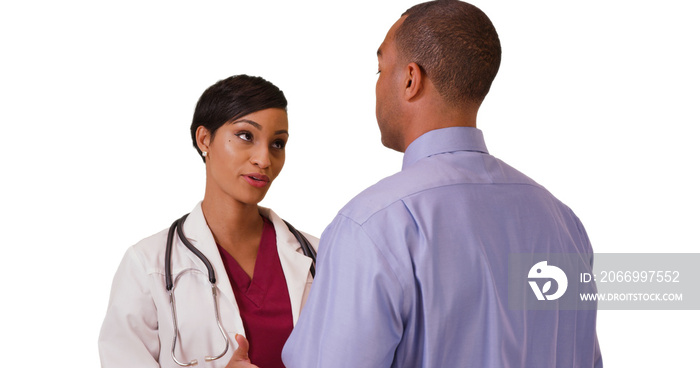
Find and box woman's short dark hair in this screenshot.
[190,75,288,162]
[396,0,501,106]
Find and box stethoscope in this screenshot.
[164,213,316,367]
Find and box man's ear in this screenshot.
[403,62,423,101]
[195,125,212,157]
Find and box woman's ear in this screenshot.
[403,62,423,101]
[195,126,212,157]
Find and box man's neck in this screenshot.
[401,106,478,151]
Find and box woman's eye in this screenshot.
[272,140,286,150]
[236,132,253,142]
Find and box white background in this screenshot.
[1,0,698,366]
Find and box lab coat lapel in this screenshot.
[181,203,243,335]
[261,207,314,326]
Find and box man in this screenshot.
[283,1,602,367]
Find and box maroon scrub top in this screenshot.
[217,217,294,368]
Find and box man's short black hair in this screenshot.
[396,0,501,105]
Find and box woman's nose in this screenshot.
[250,146,271,168]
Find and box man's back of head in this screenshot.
[397,0,501,107]
[376,0,501,152]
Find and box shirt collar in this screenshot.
[402,127,489,170]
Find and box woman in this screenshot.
[99,75,317,368]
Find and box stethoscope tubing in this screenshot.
[165,213,228,367]
[166,214,216,291]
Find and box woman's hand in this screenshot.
[225,334,259,368]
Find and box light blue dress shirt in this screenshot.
[283,127,602,367]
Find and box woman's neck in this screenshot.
[201,193,264,253]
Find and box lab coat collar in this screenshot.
[180,202,237,315]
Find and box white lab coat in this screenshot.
[98,202,318,368]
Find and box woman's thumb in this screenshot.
[232,334,250,360]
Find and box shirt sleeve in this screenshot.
[282,214,405,368]
[98,247,161,368]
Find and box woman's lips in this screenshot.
[243,173,270,188]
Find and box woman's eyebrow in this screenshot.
[230,119,262,130]
[231,119,288,135]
